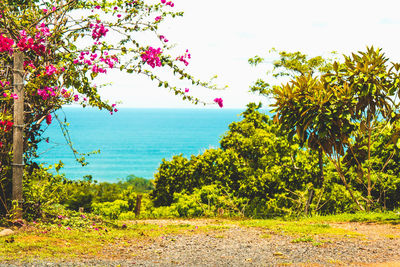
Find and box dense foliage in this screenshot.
[152,103,330,217]
[151,100,400,217]
[271,47,400,211]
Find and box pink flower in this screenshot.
[141,47,162,68]
[155,16,162,22]
[95,5,101,9]
[117,14,122,18]
[74,95,79,101]
[161,0,166,3]
[214,98,223,108]
[66,227,71,230]
[91,22,108,41]
[45,65,57,76]
[185,88,189,93]
[0,34,14,53]
[46,114,52,125]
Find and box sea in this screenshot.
[36,107,244,182]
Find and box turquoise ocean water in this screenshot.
[37,108,243,182]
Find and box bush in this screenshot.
[92,200,129,220]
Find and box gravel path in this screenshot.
[2,220,400,266]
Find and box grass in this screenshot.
[238,219,361,237]
[0,211,399,262]
[302,211,400,224]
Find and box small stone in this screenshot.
[0,229,14,237]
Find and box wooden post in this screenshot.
[134,194,142,217]
[12,52,24,220]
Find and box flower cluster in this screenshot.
[141,47,162,68]
[161,0,174,7]
[45,65,58,76]
[73,51,118,74]
[0,120,13,132]
[2,92,18,99]
[90,21,109,41]
[24,61,36,70]
[37,86,57,100]
[176,49,191,66]
[0,80,10,87]
[159,35,169,43]
[0,34,14,53]
[110,103,118,115]
[214,98,223,108]
[61,89,71,98]
[17,28,48,55]
[45,114,52,125]
[42,6,57,14]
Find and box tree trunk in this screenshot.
[12,52,24,220]
[134,194,142,217]
[318,148,324,188]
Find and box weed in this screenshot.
[291,236,314,243]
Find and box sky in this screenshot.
[97,0,400,109]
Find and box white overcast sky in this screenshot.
[97,0,400,109]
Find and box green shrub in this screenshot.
[92,200,129,220]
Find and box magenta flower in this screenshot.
[185,88,189,93]
[214,98,223,108]
[45,65,57,76]
[0,34,14,53]
[46,114,52,125]
[141,47,162,68]
[155,16,162,22]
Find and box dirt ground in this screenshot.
[102,219,400,266]
[2,219,400,266]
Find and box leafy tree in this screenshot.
[248,49,338,213]
[0,0,222,218]
[271,47,400,211]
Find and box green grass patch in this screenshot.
[239,219,360,237]
[291,236,314,243]
[302,211,400,224]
